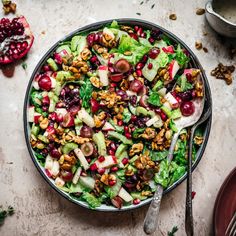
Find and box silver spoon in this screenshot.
[185,93,212,236]
[143,75,205,235]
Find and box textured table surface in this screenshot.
[0,0,236,235]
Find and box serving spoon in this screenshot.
[143,75,205,235]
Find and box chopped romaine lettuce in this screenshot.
[154,159,170,188]
[150,150,169,161]
[148,91,161,107]
[169,161,186,186]
[123,108,131,123]
[175,44,190,67]
[82,192,102,209]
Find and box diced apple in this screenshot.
[169,60,180,80]
[50,77,57,88]
[95,155,117,169]
[98,65,109,86]
[74,148,89,170]
[78,108,95,128]
[72,167,82,185]
[164,92,179,108]
[118,187,133,202]
[32,80,39,90]
[162,45,175,54]
[45,155,53,170]
[79,176,95,190]
[163,101,172,111]
[157,87,167,97]
[34,112,41,124]
[55,108,67,117]
[51,160,60,177]
[55,176,65,187]
[126,90,137,96]
[102,122,115,131]
[28,106,35,122]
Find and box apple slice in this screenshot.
[98,65,109,86]
[28,106,35,122]
[51,160,60,177]
[164,92,179,109]
[33,112,41,124]
[74,148,90,170]
[45,155,53,170]
[162,45,175,54]
[78,108,95,128]
[72,167,82,185]
[50,76,57,88]
[55,176,65,187]
[118,187,133,202]
[55,108,67,117]
[95,155,117,169]
[102,121,115,131]
[169,60,180,80]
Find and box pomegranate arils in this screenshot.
[97,168,105,175]
[90,163,98,171]
[98,156,105,162]
[149,47,160,59]
[122,158,129,165]
[109,180,116,186]
[148,63,153,69]
[133,198,141,205]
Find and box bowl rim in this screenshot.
[23,18,212,212]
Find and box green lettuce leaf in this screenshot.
[79,78,93,109]
[175,44,190,67]
[154,159,170,188]
[150,150,168,162]
[123,108,131,123]
[148,91,161,107]
[169,161,186,186]
[82,192,102,209]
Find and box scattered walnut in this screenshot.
[203,47,208,53]
[211,63,235,85]
[129,143,144,156]
[135,154,155,170]
[196,8,205,15]
[2,0,16,14]
[90,76,102,88]
[141,191,153,197]
[195,41,203,50]
[101,174,109,185]
[80,48,91,61]
[39,118,49,129]
[169,13,177,20]
[140,128,156,140]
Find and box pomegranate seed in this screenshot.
[56,113,63,123]
[109,180,116,186]
[109,67,115,73]
[176,96,182,103]
[90,163,98,171]
[149,48,160,59]
[43,65,50,72]
[108,149,115,155]
[136,69,142,77]
[98,156,105,162]
[42,96,50,105]
[48,112,57,121]
[141,55,148,63]
[90,55,98,63]
[117,120,123,126]
[160,111,167,121]
[136,62,144,70]
[129,33,139,41]
[97,168,105,175]
[137,28,143,36]
[125,132,132,139]
[112,156,117,163]
[109,142,117,151]
[87,158,91,163]
[131,127,135,132]
[133,198,141,205]
[110,82,117,88]
[124,126,129,133]
[191,191,196,199]
[134,26,139,32]
[122,158,129,165]
[140,32,146,38]
[45,169,52,178]
[186,73,192,81]
[148,63,153,69]
[110,166,118,172]
[131,115,137,122]
[148,37,155,44]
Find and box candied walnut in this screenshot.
[155,67,170,82]
[194,136,204,145]
[135,154,155,170]
[120,79,129,91]
[94,179,103,196]
[196,8,205,15]
[73,136,90,144]
[61,163,72,171]
[98,91,121,108]
[36,142,45,149]
[2,1,16,14]
[69,66,80,73]
[101,174,109,185]
[90,76,102,88]
[124,51,132,56]
[140,128,156,140]
[39,118,49,129]
[141,191,153,197]
[169,13,177,20]
[94,111,106,128]
[80,48,92,61]
[120,25,134,33]
[101,33,117,48]
[129,143,144,156]
[195,41,202,50]
[92,91,98,99]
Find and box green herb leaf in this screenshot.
[148,91,161,107]
[168,226,179,236]
[79,79,93,109]
[123,108,131,123]
[175,44,189,67]
[22,62,27,70]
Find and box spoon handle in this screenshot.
[143,131,180,235]
[185,128,195,236]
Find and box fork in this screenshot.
[225,212,236,236]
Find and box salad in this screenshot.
[28,21,204,209]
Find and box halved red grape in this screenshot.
[129,79,143,93]
[109,73,123,82]
[180,101,195,116]
[80,125,93,138]
[90,98,100,113]
[81,142,94,157]
[114,59,130,73]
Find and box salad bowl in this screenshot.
[24,19,212,211]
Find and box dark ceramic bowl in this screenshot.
[23,19,212,211]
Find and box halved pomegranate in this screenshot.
[0,16,34,64]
